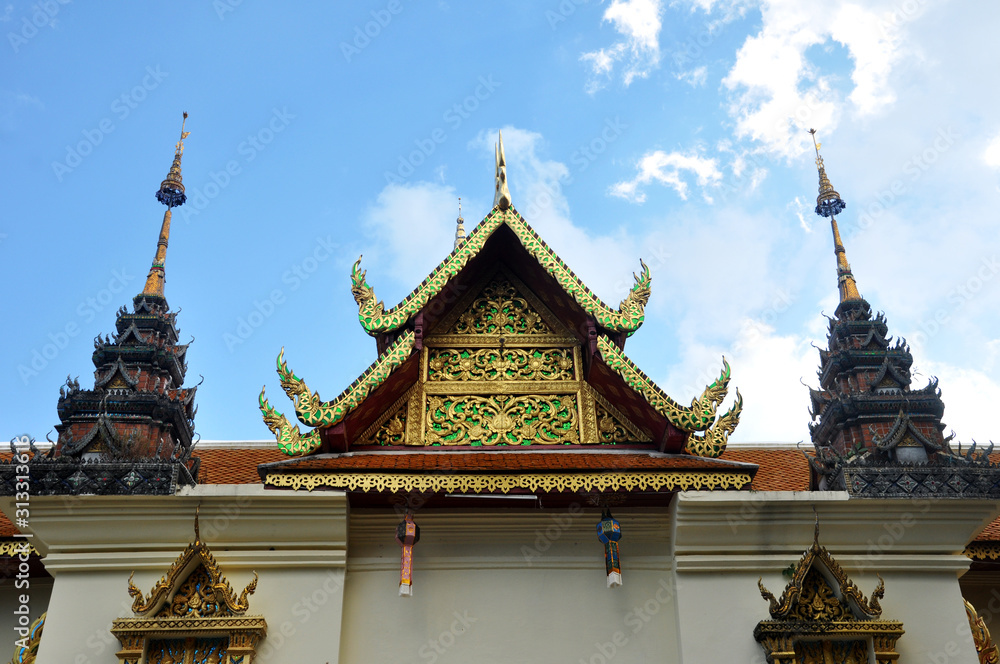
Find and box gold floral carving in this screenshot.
[451,275,552,335]
[264,470,753,493]
[111,516,266,664]
[0,541,36,557]
[357,387,414,446]
[591,386,652,444]
[427,347,574,382]
[426,393,579,445]
[793,640,868,663]
[755,525,903,664]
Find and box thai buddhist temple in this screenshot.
[1,118,1000,664]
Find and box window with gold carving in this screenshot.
[755,526,903,664]
[111,518,266,664]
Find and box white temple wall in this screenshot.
[2,487,997,664]
[671,491,998,664]
[339,510,678,664]
[0,485,349,664]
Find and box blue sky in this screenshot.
[3,0,999,445]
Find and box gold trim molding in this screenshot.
[0,541,36,557]
[264,470,752,493]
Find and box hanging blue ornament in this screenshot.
[597,509,622,588]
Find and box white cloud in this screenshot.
[712,0,913,158]
[361,182,466,292]
[581,0,665,91]
[911,357,1000,446]
[789,196,812,233]
[983,133,1000,169]
[675,64,708,87]
[610,149,723,202]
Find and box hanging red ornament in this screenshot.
[396,512,420,597]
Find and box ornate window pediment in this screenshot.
[111,518,266,664]
[755,526,903,664]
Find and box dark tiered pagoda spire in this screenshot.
[806,130,998,496]
[30,113,200,494]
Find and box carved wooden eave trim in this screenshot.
[263,469,753,493]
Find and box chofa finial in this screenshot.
[493,130,511,211]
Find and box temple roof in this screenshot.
[258,136,744,492]
[350,206,651,338]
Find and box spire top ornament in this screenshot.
[454,197,466,249]
[493,130,511,211]
[808,129,861,304]
[156,112,189,208]
[142,113,190,298]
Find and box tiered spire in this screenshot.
[39,114,200,492]
[804,131,999,497]
[142,112,190,299]
[454,197,466,249]
[809,129,861,305]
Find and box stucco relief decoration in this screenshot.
[110,512,267,664]
[754,522,903,664]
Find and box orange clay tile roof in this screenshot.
[195,448,286,484]
[0,517,16,538]
[721,449,812,491]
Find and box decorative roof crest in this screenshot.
[494,130,511,211]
